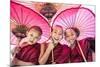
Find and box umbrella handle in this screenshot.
[51,50,55,63]
[77,41,87,62]
[12,38,21,62]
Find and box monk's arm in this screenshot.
[39,43,53,64]
[38,44,45,62]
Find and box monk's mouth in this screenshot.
[68,40,75,44]
[29,41,34,43]
[54,38,59,41]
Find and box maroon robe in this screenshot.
[15,42,40,65]
[45,43,70,64]
[69,39,92,63]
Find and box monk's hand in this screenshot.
[11,48,15,56]
[12,46,21,55]
[48,42,55,50]
[11,47,18,56]
[52,62,56,64]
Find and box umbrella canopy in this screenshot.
[52,7,95,40]
[10,1,51,44]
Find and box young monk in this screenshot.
[12,26,44,66]
[64,28,93,63]
[39,25,70,64]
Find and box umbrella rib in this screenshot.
[55,19,66,27]
[23,13,30,25]
[26,16,36,26]
[66,15,72,27]
[75,9,83,26]
[82,15,93,26]
[80,16,94,28]
[11,14,18,24]
[69,14,74,27]
[11,7,19,24]
[60,16,69,26]
[25,12,38,26]
[75,9,81,26]
[62,13,71,28]
[78,10,86,26]
[69,10,76,27]
[81,25,95,30]
[72,14,75,26]
[12,6,21,24]
[78,13,89,26]
[58,17,68,27]
[21,7,23,24]
[74,12,77,26]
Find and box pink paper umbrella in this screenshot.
[10,1,51,45]
[52,7,95,40]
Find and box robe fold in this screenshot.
[45,43,70,64]
[15,42,40,65]
[69,39,93,63]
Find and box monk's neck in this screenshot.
[54,43,59,47]
[52,39,59,47]
[27,41,36,46]
[70,41,77,49]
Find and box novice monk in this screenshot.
[64,28,92,63]
[39,25,70,64]
[12,26,44,66]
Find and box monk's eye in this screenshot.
[30,34,33,37]
[54,31,57,33]
[66,35,69,37]
[66,36,68,37]
[34,36,40,40]
[36,37,39,39]
[58,33,62,35]
[71,33,74,36]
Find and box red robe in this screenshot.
[69,39,92,63]
[45,43,70,64]
[15,42,40,65]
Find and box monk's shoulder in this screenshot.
[19,42,29,48]
[79,38,90,43]
[62,45,70,50]
[78,38,90,49]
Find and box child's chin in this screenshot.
[68,41,75,45]
[29,41,36,44]
[54,40,59,44]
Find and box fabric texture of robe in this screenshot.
[45,43,70,64]
[69,39,93,63]
[15,42,40,65]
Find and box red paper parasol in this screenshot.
[52,7,95,40]
[10,1,51,45]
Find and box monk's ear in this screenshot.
[38,36,41,40]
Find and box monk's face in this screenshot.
[65,29,77,45]
[51,26,63,43]
[27,29,41,44]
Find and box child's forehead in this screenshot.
[28,29,39,33]
[53,26,63,30]
[65,29,75,33]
